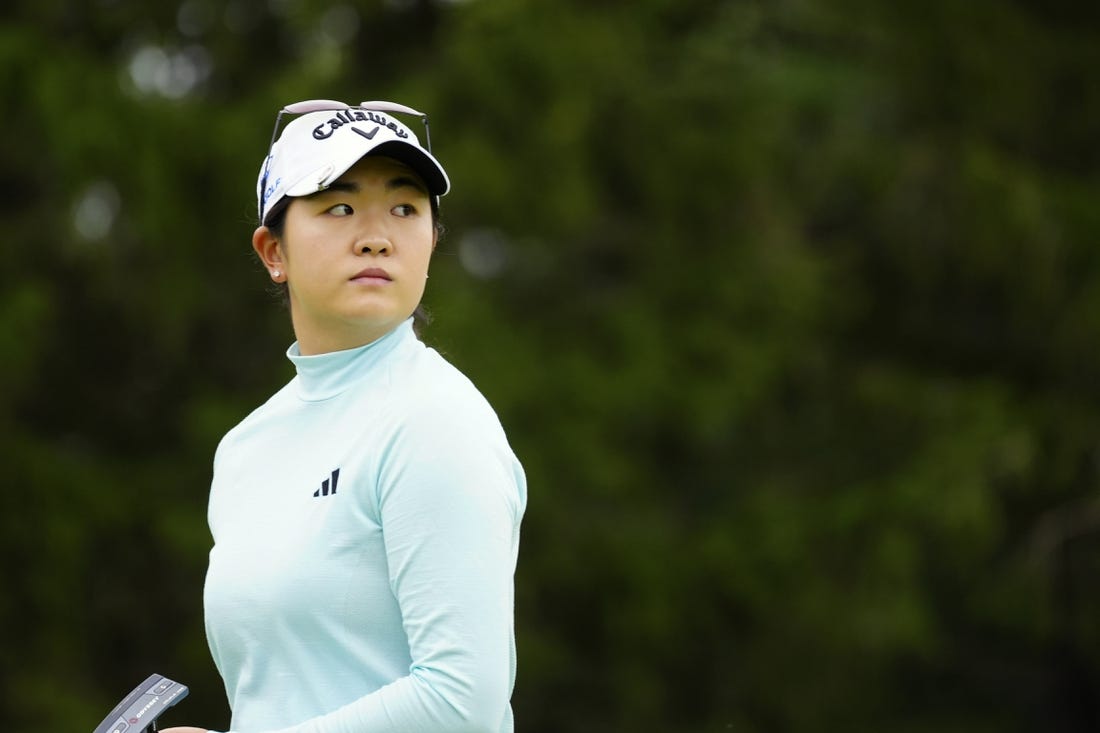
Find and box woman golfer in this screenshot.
[164,99,527,733]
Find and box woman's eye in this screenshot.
[392,204,416,217]
[329,203,354,216]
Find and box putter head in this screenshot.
[92,674,189,733]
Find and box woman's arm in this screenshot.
[291,395,525,732]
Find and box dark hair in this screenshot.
[263,194,444,335]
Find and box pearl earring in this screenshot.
[272,269,281,279]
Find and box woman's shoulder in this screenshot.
[214,378,299,453]
[391,345,506,429]
[381,345,524,503]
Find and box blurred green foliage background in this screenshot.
[2,0,1099,731]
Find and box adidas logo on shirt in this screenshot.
[313,468,340,498]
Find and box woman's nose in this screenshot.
[356,238,391,255]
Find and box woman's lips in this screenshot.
[351,267,392,283]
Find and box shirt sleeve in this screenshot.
[260,390,525,733]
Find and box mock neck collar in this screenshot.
[286,319,416,401]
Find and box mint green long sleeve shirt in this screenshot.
[203,319,526,733]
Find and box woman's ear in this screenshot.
[253,226,286,282]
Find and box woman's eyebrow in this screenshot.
[308,181,359,199]
[309,176,427,198]
[387,175,428,195]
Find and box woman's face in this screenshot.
[259,155,436,354]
